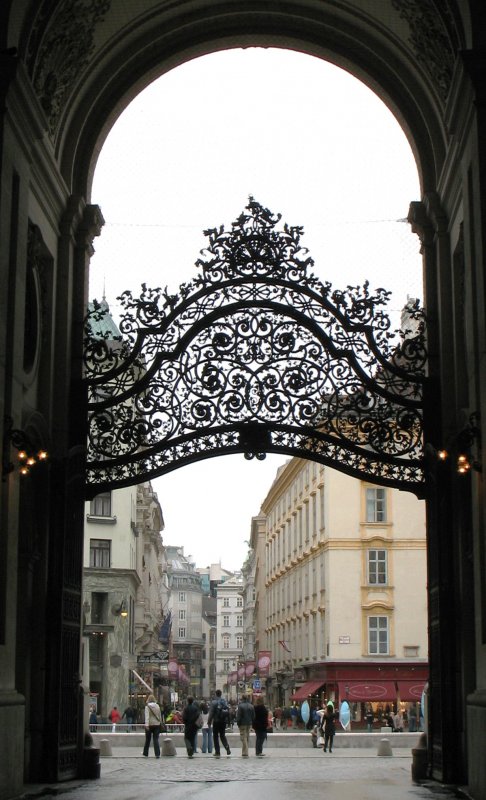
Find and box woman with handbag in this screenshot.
[142,694,162,758]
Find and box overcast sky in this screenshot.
[89,48,422,570]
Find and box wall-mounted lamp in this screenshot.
[112,599,128,618]
[2,415,48,479]
[432,412,481,475]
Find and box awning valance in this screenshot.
[396,680,426,701]
[338,680,397,701]
[291,680,324,701]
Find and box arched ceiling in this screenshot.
[7,1,468,196]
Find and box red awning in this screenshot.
[338,680,397,701]
[291,681,324,701]
[396,680,426,701]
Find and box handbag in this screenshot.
[318,735,325,746]
[196,713,204,728]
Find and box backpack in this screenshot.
[214,699,229,723]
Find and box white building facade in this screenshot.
[215,574,245,700]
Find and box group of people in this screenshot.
[141,690,271,759]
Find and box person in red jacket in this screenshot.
[109,706,121,729]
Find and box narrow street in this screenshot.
[21,746,466,800]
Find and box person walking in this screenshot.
[208,689,231,758]
[253,696,268,757]
[200,701,213,754]
[182,696,200,758]
[321,702,337,753]
[108,705,121,732]
[236,694,255,757]
[142,694,162,758]
[122,705,136,732]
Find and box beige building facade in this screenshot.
[261,458,428,720]
[82,482,166,720]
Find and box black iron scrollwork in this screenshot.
[84,198,427,495]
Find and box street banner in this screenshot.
[238,664,246,680]
[245,661,256,677]
[168,659,178,678]
[258,650,271,676]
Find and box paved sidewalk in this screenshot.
[19,747,471,800]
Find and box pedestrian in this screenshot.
[236,694,255,757]
[89,706,97,732]
[142,694,162,758]
[208,689,231,758]
[408,702,418,732]
[393,709,403,731]
[182,696,200,758]
[253,696,268,757]
[273,706,282,730]
[365,706,374,732]
[290,703,298,728]
[108,705,121,731]
[200,701,213,754]
[122,705,135,731]
[321,702,337,753]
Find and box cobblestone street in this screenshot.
[21,747,467,800]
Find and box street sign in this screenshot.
[253,679,261,690]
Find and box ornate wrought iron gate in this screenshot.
[84,199,427,497]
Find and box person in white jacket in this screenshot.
[142,694,163,758]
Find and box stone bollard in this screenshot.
[411,733,428,781]
[377,738,393,757]
[161,737,177,756]
[99,738,113,757]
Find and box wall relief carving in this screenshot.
[26,0,111,138]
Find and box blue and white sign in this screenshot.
[253,679,261,690]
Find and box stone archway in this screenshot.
[1,4,485,798]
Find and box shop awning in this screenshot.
[338,680,397,701]
[396,680,426,701]
[291,681,324,701]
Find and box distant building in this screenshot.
[215,573,245,699]
[82,481,166,719]
[165,546,204,700]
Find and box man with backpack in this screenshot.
[208,689,231,758]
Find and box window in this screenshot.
[366,488,387,522]
[236,634,243,649]
[223,597,230,607]
[178,627,186,638]
[90,491,112,517]
[368,549,387,584]
[223,658,231,671]
[178,609,186,620]
[222,615,230,627]
[236,615,243,627]
[236,596,243,607]
[179,591,186,602]
[368,616,389,654]
[222,634,230,649]
[89,539,111,568]
[90,592,107,624]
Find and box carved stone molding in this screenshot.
[27,0,111,138]
[391,0,462,103]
